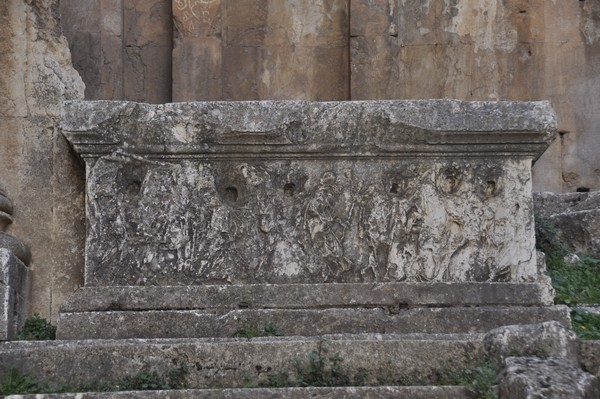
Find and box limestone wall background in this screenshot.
[0,0,599,321]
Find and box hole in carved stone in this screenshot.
[519,9,526,14]
[284,183,295,197]
[390,183,399,194]
[485,180,497,195]
[576,187,590,192]
[225,187,238,202]
[437,166,462,194]
[127,180,141,195]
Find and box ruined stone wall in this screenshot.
[0,0,85,320]
[59,0,600,193]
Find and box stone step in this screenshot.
[0,333,485,390]
[60,282,554,313]
[6,386,476,398]
[56,306,570,340]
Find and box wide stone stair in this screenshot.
[2,100,598,398]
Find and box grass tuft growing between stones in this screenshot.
[0,368,70,395]
[16,313,56,341]
[114,365,189,391]
[293,344,354,387]
[0,365,189,395]
[0,368,44,395]
[436,360,497,399]
[247,340,497,398]
[233,321,283,338]
[246,340,370,388]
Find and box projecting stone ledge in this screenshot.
[62,100,556,159]
[62,100,556,287]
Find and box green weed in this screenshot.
[571,308,600,340]
[0,365,188,394]
[0,368,71,395]
[116,365,188,391]
[256,369,291,388]
[249,340,379,388]
[295,344,352,387]
[0,368,41,395]
[16,314,56,341]
[437,360,497,399]
[233,321,283,338]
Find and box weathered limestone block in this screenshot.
[535,191,600,219]
[0,249,30,340]
[534,191,600,256]
[579,340,600,378]
[62,100,556,287]
[484,321,579,366]
[498,357,600,399]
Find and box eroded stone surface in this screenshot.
[498,356,600,399]
[62,100,556,286]
[579,340,600,378]
[85,155,537,285]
